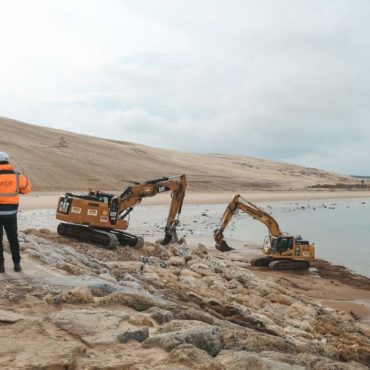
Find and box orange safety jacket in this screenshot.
[0,164,32,214]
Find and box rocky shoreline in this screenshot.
[0,229,369,369]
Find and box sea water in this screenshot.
[129,198,370,277]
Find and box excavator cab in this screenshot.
[255,234,315,270]
[265,236,290,256]
[272,236,294,254]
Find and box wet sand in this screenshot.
[256,265,370,325]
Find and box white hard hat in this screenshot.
[0,152,10,162]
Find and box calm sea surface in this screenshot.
[129,198,370,277]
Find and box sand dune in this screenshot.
[0,116,359,192]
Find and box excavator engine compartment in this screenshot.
[56,192,129,230]
[269,236,315,259]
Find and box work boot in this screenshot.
[14,263,22,272]
[0,260,4,273]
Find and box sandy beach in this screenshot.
[20,190,370,210]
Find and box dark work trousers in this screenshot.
[0,214,21,264]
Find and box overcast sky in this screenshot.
[0,0,369,175]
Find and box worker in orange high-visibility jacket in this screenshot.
[0,152,32,273]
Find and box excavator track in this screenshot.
[57,223,145,249]
[268,259,310,270]
[57,223,118,249]
[251,257,310,270]
[250,256,274,267]
[112,230,144,249]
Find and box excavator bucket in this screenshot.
[161,233,174,245]
[215,240,234,252]
[160,227,178,245]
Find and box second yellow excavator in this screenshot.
[214,194,315,270]
[56,175,187,249]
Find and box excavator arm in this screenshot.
[214,194,282,251]
[110,175,187,245]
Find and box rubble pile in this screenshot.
[0,231,368,369]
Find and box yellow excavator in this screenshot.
[214,194,315,270]
[56,175,187,249]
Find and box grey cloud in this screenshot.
[0,0,369,174]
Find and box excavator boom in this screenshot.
[214,194,281,251]
[110,175,187,244]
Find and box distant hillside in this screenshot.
[0,116,359,192]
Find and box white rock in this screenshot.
[0,310,26,323]
[169,256,186,266]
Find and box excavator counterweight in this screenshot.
[56,175,187,248]
[214,194,315,270]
